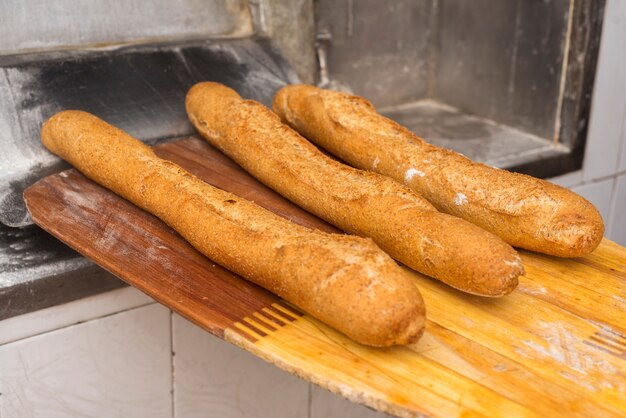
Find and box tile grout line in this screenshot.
[568,168,626,189]
[170,310,176,418]
[0,301,156,347]
[307,382,312,418]
[605,104,626,240]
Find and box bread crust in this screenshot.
[273,85,604,258]
[187,82,523,296]
[41,110,425,347]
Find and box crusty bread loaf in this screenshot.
[273,85,604,258]
[186,82,523,296]
[41,110,425,347]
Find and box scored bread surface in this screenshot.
[273,85,604,258]
[41,110,425,347]
[186,82,523,296]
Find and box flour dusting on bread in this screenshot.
[404,168,425,183]
[454,193,468,206]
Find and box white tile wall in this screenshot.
[0,286,152,345]
[608,174,626,243]
[581,0,626,182]
[172,314,309,418]
[0,303,172,418]
[549,170,583,188]
[549,0,626,246]
[310,386,391,418]
[0,292,402,418]
[619,105,626,173]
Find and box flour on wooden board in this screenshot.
[522,285,548,296]
[516,320,623,392]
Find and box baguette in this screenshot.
[41,110,426,347]
[273,85,604,258]
[186,82,523,296]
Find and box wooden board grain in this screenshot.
[24,137,626,417]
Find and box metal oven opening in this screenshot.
[314,0,605,178]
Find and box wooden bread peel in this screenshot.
[24,136,626,417]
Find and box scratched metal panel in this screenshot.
[0,222,125,320]
[315,0,434,108]
[0,0,252,55]
[263,0,317,84]
[316,0,571,140]
[434,0,570,139]
[0,38,298,227]
[382,100,566,169]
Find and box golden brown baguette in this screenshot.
[41,110,426,347]
[186,82,523,296]
[273,85,604,258]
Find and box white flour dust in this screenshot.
[404,168,425,183]
[454,193,468,206]
[516,320,623,392]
